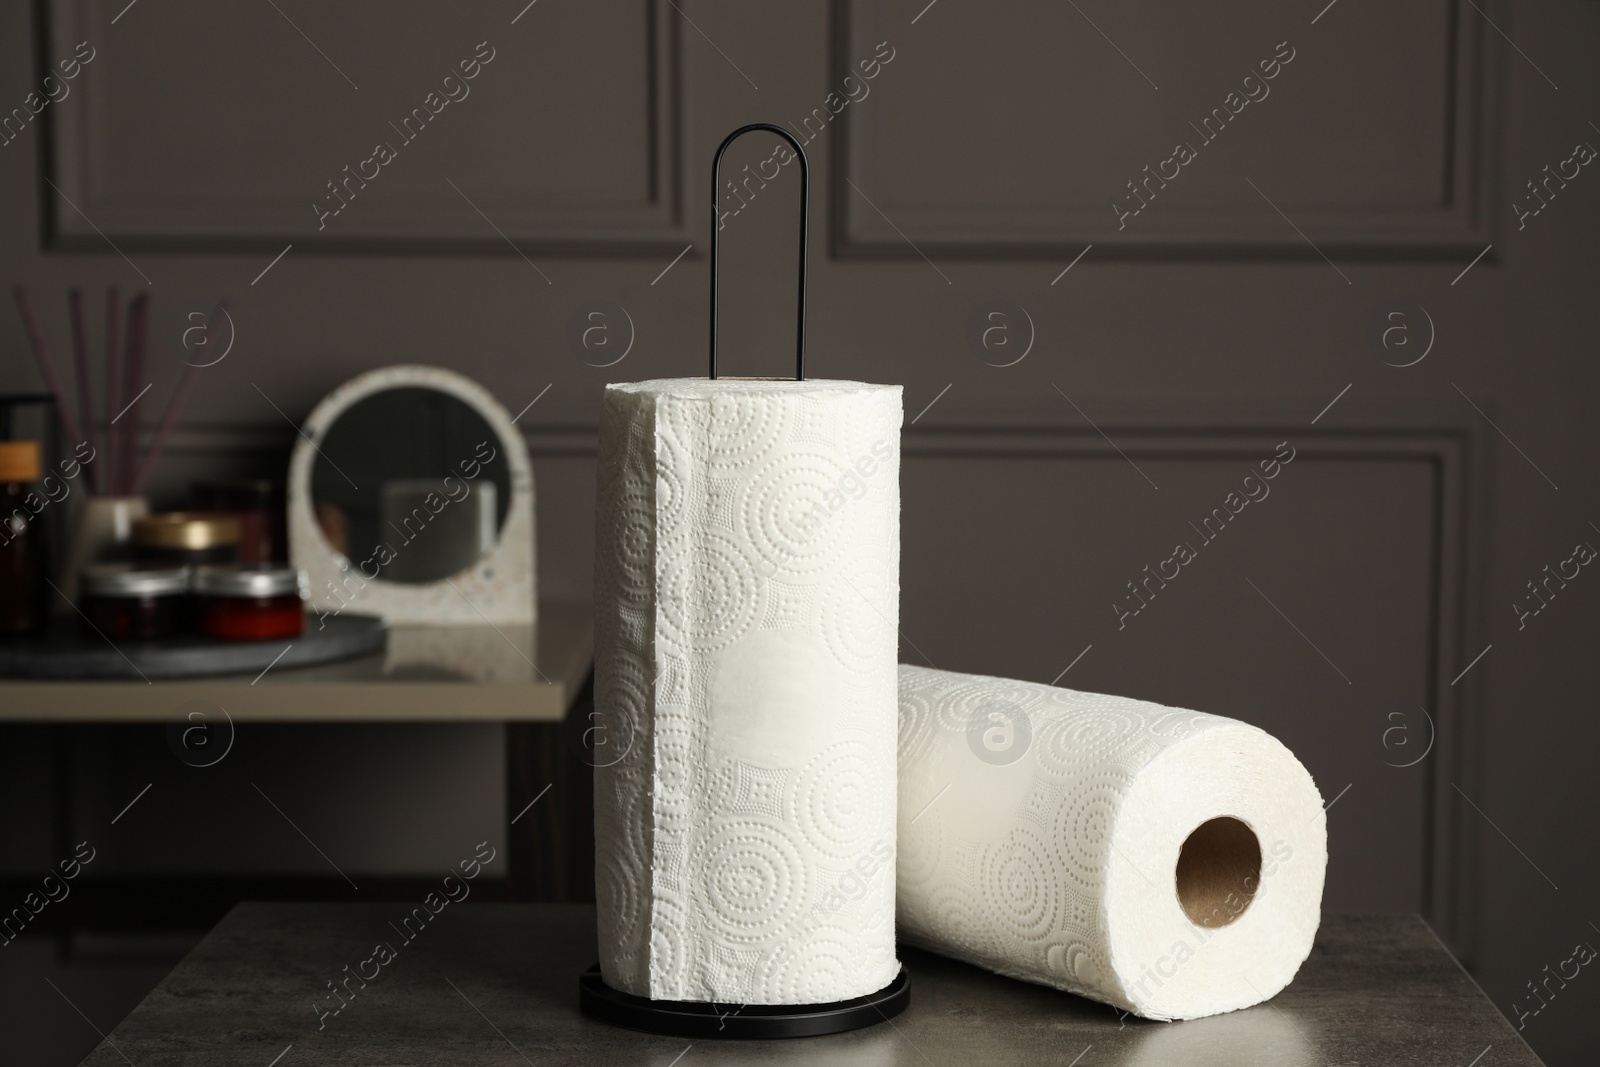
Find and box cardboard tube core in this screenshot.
[1175,817,1262,929]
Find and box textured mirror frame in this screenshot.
[287,365,537,626]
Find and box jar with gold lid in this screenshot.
[134,512,240,567]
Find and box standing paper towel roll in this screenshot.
[594,378,903,1004]
[896,665,1326,1020]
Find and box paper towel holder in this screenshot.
[576,124,910,1041]
[708,122,808,382]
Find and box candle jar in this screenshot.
[194,567,307,641]
[134,513,240,568]
[80,564,191,642]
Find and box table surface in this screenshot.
[0,603,592,722]
[79,904,1542,1066]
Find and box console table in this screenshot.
[0,605,598,912]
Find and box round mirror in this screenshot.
[309,386,512,584]
[288,366,536,626]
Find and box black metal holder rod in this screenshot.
[708,123,808,381]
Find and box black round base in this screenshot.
[577,965,909,1039]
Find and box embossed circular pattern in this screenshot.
[1046,938,1103,993]
[821,559,897,675]
[760,932,863,1003]
[649,894,689,991]
[738,452,851,577]
[654,423,689,538]
[1149,710,1210,741]
[896,680,939,749]
[923,882,993,958]
[612,498,653,593]
[981,829,1058,942]
[594,394,638,506]
[795,741,886,860]
[596,852,641,953]
[590,671,645,768]
[928,677,1041,736]
[608,770,652,872]
[1034,702,1145,777]
[656,532,761,653]
[652,724,703,833]
[700,393,789,471]
[695,819,810,944]
[1050,771,1129,894]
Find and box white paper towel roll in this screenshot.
[594,378,903,1004]
[896,665,1326,1020]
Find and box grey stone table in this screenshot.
[81,905,1542,1066]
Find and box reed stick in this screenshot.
[131,300,225,496]
[66,288,99,493]
[104,286,121,495]
[121,294,148,496]
[12,286,92,490]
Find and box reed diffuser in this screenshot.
[11,285,227,603]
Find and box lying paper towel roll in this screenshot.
[896,665,1326,1020]
[594,378,903,1004]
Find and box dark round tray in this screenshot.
[578,964,909,1039]
[0,613,387,680]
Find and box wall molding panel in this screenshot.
[43,0,687,255]
[833,0,1497,258]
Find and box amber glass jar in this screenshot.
[134,513,240,567]
[80,564,191,642]
[194,567,306,641]
[0,441,47,637]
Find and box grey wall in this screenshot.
[2,0,1597,1062]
